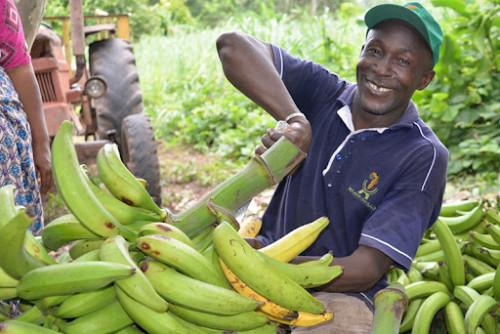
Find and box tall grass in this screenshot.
[134,5,365,160]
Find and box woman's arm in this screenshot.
[6,63,52,194]
[216,32,311,154]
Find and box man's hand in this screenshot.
[255,117,312,155]
[32,137,52,195]
[245,237,264,249]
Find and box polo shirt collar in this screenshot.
[336,83,420,131]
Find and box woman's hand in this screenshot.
[32,136,52,195]
[255,117,312,156]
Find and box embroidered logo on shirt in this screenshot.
[348,171,379,211]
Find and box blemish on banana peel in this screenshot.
[158,224,171,232]
[105,222,116,229]
[121,197,134,206]
[140,261,149,272]
[139,242,150,250]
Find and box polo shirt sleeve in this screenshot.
[359,139,448,270]
[270,45,344,121]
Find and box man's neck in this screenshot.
[351,92,407,130]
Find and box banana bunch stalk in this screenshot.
[387,199,500,334]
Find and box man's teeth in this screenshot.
[367,81,391,93]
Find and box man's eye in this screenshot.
[398,58,410,66]
[367,48,381,56]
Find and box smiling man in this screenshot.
[217,2,448,333]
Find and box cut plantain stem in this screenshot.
[372,283,408,334]
[170,137,306,237]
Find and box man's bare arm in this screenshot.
[295,245,393,292]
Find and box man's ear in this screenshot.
[417,70,435,90]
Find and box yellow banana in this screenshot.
[214,222,324,314]
[444,301,466,334]
[220,260,331,327]
[238,215,262,238]
[259,216,329,262]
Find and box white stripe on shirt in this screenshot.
[361,233,412,262]
[413,122,437,192]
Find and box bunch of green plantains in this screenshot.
[387,199,500,334]
[0,120,343,333]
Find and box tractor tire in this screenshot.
[121,114,162,205]
[89,38,143,146]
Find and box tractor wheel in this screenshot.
[89,38,143,145]
[121,114,162,205]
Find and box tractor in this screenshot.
[16,0,162,204]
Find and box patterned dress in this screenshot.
[0,0,43,233]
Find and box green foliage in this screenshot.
[137,0,498,181]
[413,0,499,181]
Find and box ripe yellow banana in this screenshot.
[17,261,135,300]
[99,235,167,312]
[0,209,45,279]
[259,216,329,262]
[141,260,258,315]
[220,261,332,327]
[52,121,121,237]
[238,215,262,238]
[214,222,325,314]
[41,214,101,251]
[168,303,268,331]
[97,143,164,217]
[432,219,465,286]
[136,234,222,286]
[54,286,116,319]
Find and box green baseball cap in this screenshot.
[364,2,443,66]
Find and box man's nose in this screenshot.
[373,56,392,76]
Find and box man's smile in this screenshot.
[364,77,394,96]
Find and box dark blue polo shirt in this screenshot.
[257,46,448,309]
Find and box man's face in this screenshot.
[355,20,434,117]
